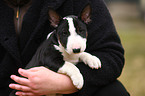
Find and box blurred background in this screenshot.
[104,0,145,96]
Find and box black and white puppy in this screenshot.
[26,4,101,91]
[24,4,101,90]
[10,4,101,96]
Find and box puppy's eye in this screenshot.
[79,29,84,33]
[62,30,68,35]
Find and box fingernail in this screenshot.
[18,68,23,71]
[18,68,24,73]
[10,75,14,79]
[9,84,13,88]
[9,84,12,87]
[15,92,20,95]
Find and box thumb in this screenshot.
[18,67,46,77]
[28,66,47,72]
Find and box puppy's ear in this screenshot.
[80,4,91,24]
[48,8,61,28]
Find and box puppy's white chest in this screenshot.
[54,44,80,64]
[63,53,80,64]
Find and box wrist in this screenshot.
[56,73,78,94]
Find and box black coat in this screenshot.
[0,0,124,96]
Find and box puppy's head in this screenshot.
[48,4,91,54]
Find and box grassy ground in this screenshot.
[107,2,145,96]
[118,25,145,96]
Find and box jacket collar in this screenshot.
[3,0,31,7]
[0,1,22,66]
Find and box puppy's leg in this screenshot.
[58,61,84,89]
[79,52,101,69]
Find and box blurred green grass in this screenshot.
[118,28,145,96]
[118,25,145,96]
[107,2,145,96]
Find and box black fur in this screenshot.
[56,19,70,49]
[25,15,88,71]
[25,31,64,72]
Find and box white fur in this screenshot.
[79,52,101,69]
[54,44,80,64]
[54,44,101,69]
[67,35,86,54]
[53,17,101,92]
[64,17,87,54]
[66,18,76,36]
[47,31,54,39]
[54,45,101,90]
[58,61,84,89]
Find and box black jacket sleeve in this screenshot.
[74,0,125,95]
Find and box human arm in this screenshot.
[9,67,78,96]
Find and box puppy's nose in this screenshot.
[73,48,81,53]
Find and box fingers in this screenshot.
[15,91,36,96]
[27,66,46,72]
[18,68,31,78]
[10,75,30,86]
[10,67,43,90]
[9,84,32,92]
[18,67,47,77]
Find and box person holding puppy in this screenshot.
[0,0,129,96]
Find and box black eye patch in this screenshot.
[56,20,70,48]
[73,18,87,38]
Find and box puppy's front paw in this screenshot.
[81,53,101,69]
[71,73,84,89]
[58,62,84,89]
[87,55,101,69]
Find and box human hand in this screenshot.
[9,66,77,96]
